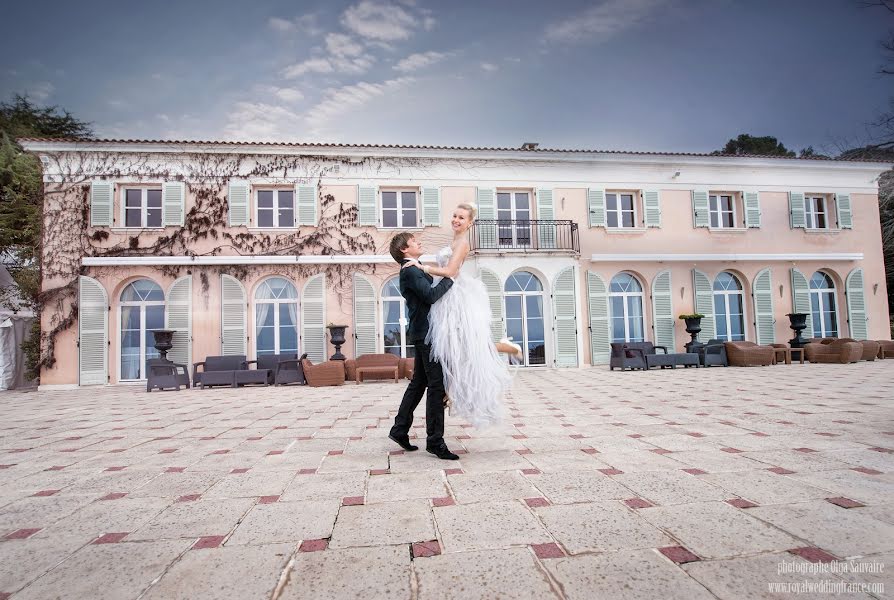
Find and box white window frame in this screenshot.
[608,274,646,343]
[503,271,547,367]
[496,189,533,246]
[804,194,832,230]
[709,193,737,229]
[382,278,411,358]
[809,271,839,337]
[712,272,746,342]
[121,187,163,228]
[118,281,165,382]
[254,188,295,229]
[605,191,638,229]
[380,188,419,229]
[253,278,300,358]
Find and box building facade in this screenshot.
[20,139,892,388]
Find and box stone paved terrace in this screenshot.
[0,362,892,599]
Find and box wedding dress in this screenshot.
[426,246,512,427]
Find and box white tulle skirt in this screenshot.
[427,275,512,428]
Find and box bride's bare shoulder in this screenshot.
[451,238,471,252]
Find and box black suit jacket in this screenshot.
[399,261,453,343]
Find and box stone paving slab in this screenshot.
[0,362,892,598]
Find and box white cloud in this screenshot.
[480,62,498,72]
[305,77,414,128]
[273,87,305,102]
[23,81,54,102]
[341,1,417,41]
[269,13,324,36]
[283,57,335,78]
[422,15,436,30]
[325,33,364,57]
[544,0,667,44]
[393,51,446,72]
[223,101,305,141]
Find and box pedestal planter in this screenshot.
[327,325,348,361]
[787,313,809,348]
[681,316,704,354]
[151,329,175,361]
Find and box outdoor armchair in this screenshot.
[723,341,775,367]
[698,339,728,367]
[804,339,861,364]
[246,353,304,385]
[300,354,345,387]
[345,353,401,382]
[146,358,190,392]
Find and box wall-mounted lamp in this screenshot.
[672,171,681,179]
[680,286,685,299]
[779,284,784,298]
[873,283,879,295]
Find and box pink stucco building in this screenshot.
[19,139,893,388]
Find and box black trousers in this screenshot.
[390,341,446,448]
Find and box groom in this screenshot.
[387,232,459,460]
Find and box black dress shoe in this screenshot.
[388,433,419,451]
[426,445,459,460]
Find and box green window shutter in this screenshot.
[586,271,610,365]
[552,267,578,367]
[836,193,853,229]
[587,188,605,227]
[845,267,868,340]
[220,274,246,355]
[478,267,504,342]
[744,191,761,228]
[228,180,249,226]
[162,181,185,227]
[643,190,661,228]
[789,192,806,229]
[90,181,113,227]
[166,276,192,368]
[692,190,709,228]
[421,186,441,226]
[302,273,326,363]
[651,270,674,350]
[357,185,377,226]
[78,275,108,385]
[353,273,378,356]
[752,268,775,345]
[692,269,716,340]
[476,188,496,248]
[537,188,556,249]
[296,184,317,226]
[790,268,814,338]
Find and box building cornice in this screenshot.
[589,253,863,262]
[82,254,428,266]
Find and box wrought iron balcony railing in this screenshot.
[469,220,579,253]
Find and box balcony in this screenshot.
[469,220,579,253]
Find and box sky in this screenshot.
[2,0,892,154]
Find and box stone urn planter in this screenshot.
[679,314,705,354]
[327,324,348,361]
[150,329,176,362]
[787,313,809,348]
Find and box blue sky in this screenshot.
[2,0,892,153]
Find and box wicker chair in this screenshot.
[804,339,861,364]
[300,354,345,387]
[806,337,879,362]
[723,341,775,367]
[878,340,894,359]
[400,357,414,380]
[344,353,401,382]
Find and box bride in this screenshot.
[402,202,522,427]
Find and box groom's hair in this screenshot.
[389,232,414,263]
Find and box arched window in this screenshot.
[119,279,165,380]
[609,273,645,343]
[382,277,413,358]
[713,272,745,341]
[504,271,546,366]
[255,277,299,356]
[810,272,838,338]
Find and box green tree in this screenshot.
[717,134,796,157]
[0,94,92,378]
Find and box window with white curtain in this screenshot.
[609,273,645,343]
[809,271,838,337]
[713,272,745,341]
[255,277,299,356]
[119,279,165,380]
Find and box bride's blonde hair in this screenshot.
[456,202,477,221]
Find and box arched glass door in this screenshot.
[382,277,413,358]
[504,271,545,366]
[609,273,645,342]
[255,277,299,356]
[120,279,165,380]
[809,271,838,338]
[713,272,745,341]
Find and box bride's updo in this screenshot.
[456,202,477,221]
